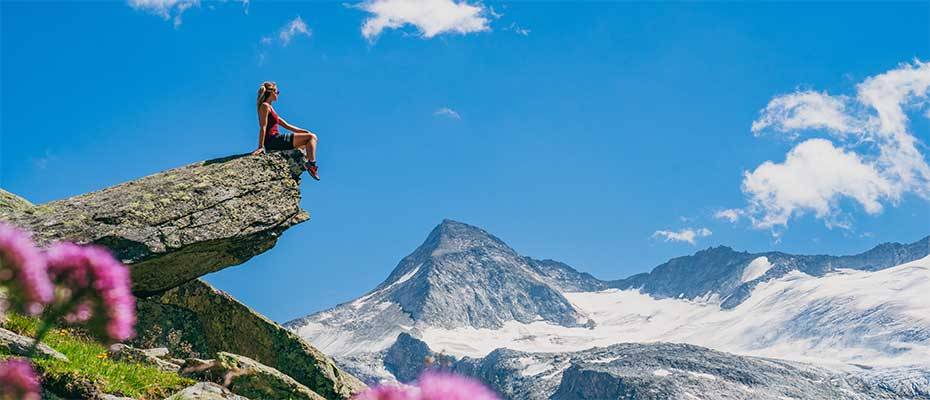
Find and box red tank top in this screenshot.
[265,107,280,137]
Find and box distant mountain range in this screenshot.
[285,220,930,399]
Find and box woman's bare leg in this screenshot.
[292,132,318,162]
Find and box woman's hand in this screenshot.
[252,147,265,156]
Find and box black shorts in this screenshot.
[265,133,294,151]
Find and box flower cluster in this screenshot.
[354,372,500,400]
[45,242,136,342]
[0,222,138,397]
[0,224,53,314]
[0,358,41,400]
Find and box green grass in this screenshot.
[2,313,194,399]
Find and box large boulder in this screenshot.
[183,352,326,400]
[134,279,365,399]
[1,151,309,294]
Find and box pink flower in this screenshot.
[0,358,41,400]
[418,372,500,400]
[45,243,136,342]
[353,383,420,400]
[0,223,53,313]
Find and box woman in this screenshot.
[252,81,320,180]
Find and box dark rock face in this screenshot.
[1,152,309,294]
[136,279,365,400]
[383,333,456,383]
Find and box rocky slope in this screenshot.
[288,219,930,398]
[2,151,365,399]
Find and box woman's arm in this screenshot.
[277,116,311,134]
[253,104,270,155]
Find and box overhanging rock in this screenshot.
[1,151,309,294]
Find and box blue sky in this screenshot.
[2,1,928,322]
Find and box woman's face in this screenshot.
[269,87,279,101]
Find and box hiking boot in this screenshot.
[305,162,320,180]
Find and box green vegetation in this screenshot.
[2,313,194,399]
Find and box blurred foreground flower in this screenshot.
[0,223,54,314]
[353,371,500,400]
[0,358,41,400]
[46,242,136,342]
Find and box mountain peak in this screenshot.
[420,219,511,258]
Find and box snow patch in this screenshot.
[742,256,773,283]
[653,369,671,377]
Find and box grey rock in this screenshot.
[166,382,250,400]
[0,189,34,215]
[182,352,326,400]
[98,395,135,400]
[108,343,180,372]
[135,279,365,399]
[1,151,309,294]
[0,327,68,361]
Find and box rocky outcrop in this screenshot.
[2,152,366,398]
[166,382,249,400]
[135,279,365,399]
[1,152,309,294]
[183,352,326,400]
[0,189,34,215]
[0,327,68,361]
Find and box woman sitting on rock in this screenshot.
[251,81,320,180]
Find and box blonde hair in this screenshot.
[256,81,277,111]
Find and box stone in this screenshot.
[166,382,250,400]
[0,189,34,215]
[134,279,365,399]
[108,343,181,372]
[0,327,68,361]
[182,352,326,400]
[1,151,309,294]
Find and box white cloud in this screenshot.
[741,138,893,230]
[735,60,930,232]
[279,16,311,46]
[433,107,461,119]
[127,0,247,26]
[714,209,743,223]
[652,227,712,245]
[358,0,490,40]
[751,90,860,137]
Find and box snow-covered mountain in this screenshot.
[285,220,930,397]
